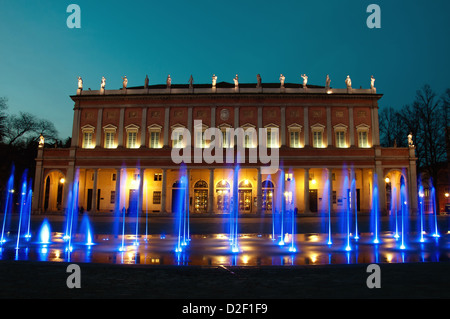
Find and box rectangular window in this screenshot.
[195,131,205,148]
[154,173,162,181]
[105,132,115,148]
[153,191,161,204]
[110,191,116,204]
[83,132,93,149]
[150,131,160,148]
[336,131,346,148]
[290,131,300,148]
[173,130,183,148]
[359,131,368,148]
[313,131,323,148]
[127,132,137,148]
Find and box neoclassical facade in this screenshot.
[33,76,418,216]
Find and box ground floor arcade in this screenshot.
[37,167,413,216]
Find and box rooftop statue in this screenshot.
[122,76,128,89]
[279,74,285,87]
[326,75,331,89]
[408,132,414,147]
[101,76,106,89]
[77,76,83,90]
[212,74,217,87]
[167,75,172,88]
[189,75,194,88]
[145,75,149,88]
[233,74,239,87]
[345,75,352,88]
[370,75,376,89]
[301,74,308,88]
[256,74,262,88]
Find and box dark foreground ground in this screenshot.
[0,215,449,301]
[1,259,449,299]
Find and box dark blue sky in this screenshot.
[1,0,449,139]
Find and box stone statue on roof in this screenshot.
[39,134,45,148]
[189,75,194,88]
[145,75,149,88]
[326,75,331,89]
[77,76,83,90]
[212,74,217,87]
[101,76,106,89]
[301,74,308,88]
[122,76,128,89]
[233,74,239,87]
[280,74,285,88]
[256,74,262,88]
[345,75,352,88]
[370,75,376,89]
[167,75,172,88]
[408,132,414,147]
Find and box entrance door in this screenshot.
[238,190,252,213]
[194,189,208,213]
[262,189,273,213]
[129,189,138,215]
[172,189,185,214]
[309,189,318,213]
[87,189,93,212]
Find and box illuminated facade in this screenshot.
[33,77,418,215]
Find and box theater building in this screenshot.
[32,75,418,216]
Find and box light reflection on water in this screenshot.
[0,232,448,266]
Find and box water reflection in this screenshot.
[0,232,448,267]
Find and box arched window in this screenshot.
[262,180,274,188]
[238,180,252,188]
[194,180,208,188]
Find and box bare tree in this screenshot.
[0,97,7,143]
[379,106,408,147]
[4,111,58,147]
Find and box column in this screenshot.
[96,108,103,147]
[281,106,286,146]
[186,169,191,215]
[211,106,216,128]
[187,108,193,133]
[349,168,356,214]
[114,168,122,213]
[141,108,147,147]
[138,168,145,215]
[118,108,125,147]
[408,147,418,215]
[161,168,167,213]
[92,169,98,213]
[327,107,332,147]
[304,168,310,213]
[32,148,44,213]
[71,103,81,148]
[208,168,215,214]
[163,107,170,147]
[349,106,355,147]
[375,162,386,215]
[304,108,309,146]
[234,106,239,128]
[256,167,262,215]
[327,168,333,214]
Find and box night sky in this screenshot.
[1,0,449,139]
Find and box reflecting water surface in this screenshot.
[0,231,448,266]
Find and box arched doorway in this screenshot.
[172,179,187,214]
[216,180,230,213]
[194,180,208,213]
[238,180,252,213]
[262,180,274,214]
[43,170,66,212]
